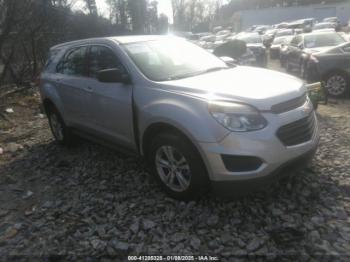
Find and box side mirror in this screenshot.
[97,68,130,84]
[220,56,237,66]
[298,43,304,50]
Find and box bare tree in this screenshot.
[84,0,98,15]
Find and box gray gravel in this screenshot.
[0,89,350,261]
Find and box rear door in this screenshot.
[86,45,135,150]
[56,46,94,129]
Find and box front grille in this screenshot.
[277,113,315,146]
[271,93,307,114]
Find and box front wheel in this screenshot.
[324,72,349,97]
[148,133,210,200]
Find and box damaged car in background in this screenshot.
[304,41,350,97]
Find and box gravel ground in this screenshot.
[0,66,350,260]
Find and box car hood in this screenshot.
[159,66,305,111]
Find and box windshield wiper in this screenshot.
[165,71,204,81]
[164,67,229,81]
[203,67,230,73]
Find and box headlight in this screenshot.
[209,101,267,132]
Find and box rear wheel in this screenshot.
[47,106,73,145]
[148,133,210,200]
[324,72,349,97]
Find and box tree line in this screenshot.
[0,0,346,87]
[0,0,167,87]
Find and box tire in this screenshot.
[148,133,210,200]
[47,106,74,145]
[324,71,349,98]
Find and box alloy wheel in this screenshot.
[155,146,191,192]
[326,75,347,96]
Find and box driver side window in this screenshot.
[88,46,125,78]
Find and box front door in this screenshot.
[87,45,135,150]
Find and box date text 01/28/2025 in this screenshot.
[128,255,219,261]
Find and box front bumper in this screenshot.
[198,105,319,183]
[211,146,317,196]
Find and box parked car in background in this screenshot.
[236,33,267,67]
[270,35,293,59]
[285,32,346,76]
[323,17,341,31]
[275,29,295,38]
[275,22,289,29]
[40,35,319,199]
[313,22,336,32]
[280,41,291,68]
[304,42,350,97]
[213,39,257,66]
[200,34,216,43]
[263,29,278,47]
[253,25,271,35]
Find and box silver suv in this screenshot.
[40,36,319,199]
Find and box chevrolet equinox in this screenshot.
[40,36,319,200]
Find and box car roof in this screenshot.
[314,22,334,26]
[50,35,178,50]
[303,31,338,36]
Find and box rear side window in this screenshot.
[88,46,125,78]
[56,46,88,76]
[44,49,61,72]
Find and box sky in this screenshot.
[73,0,174,23]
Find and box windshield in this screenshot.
[237,35,262,44]
[304,33,345,48]
[123,38,228,81]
